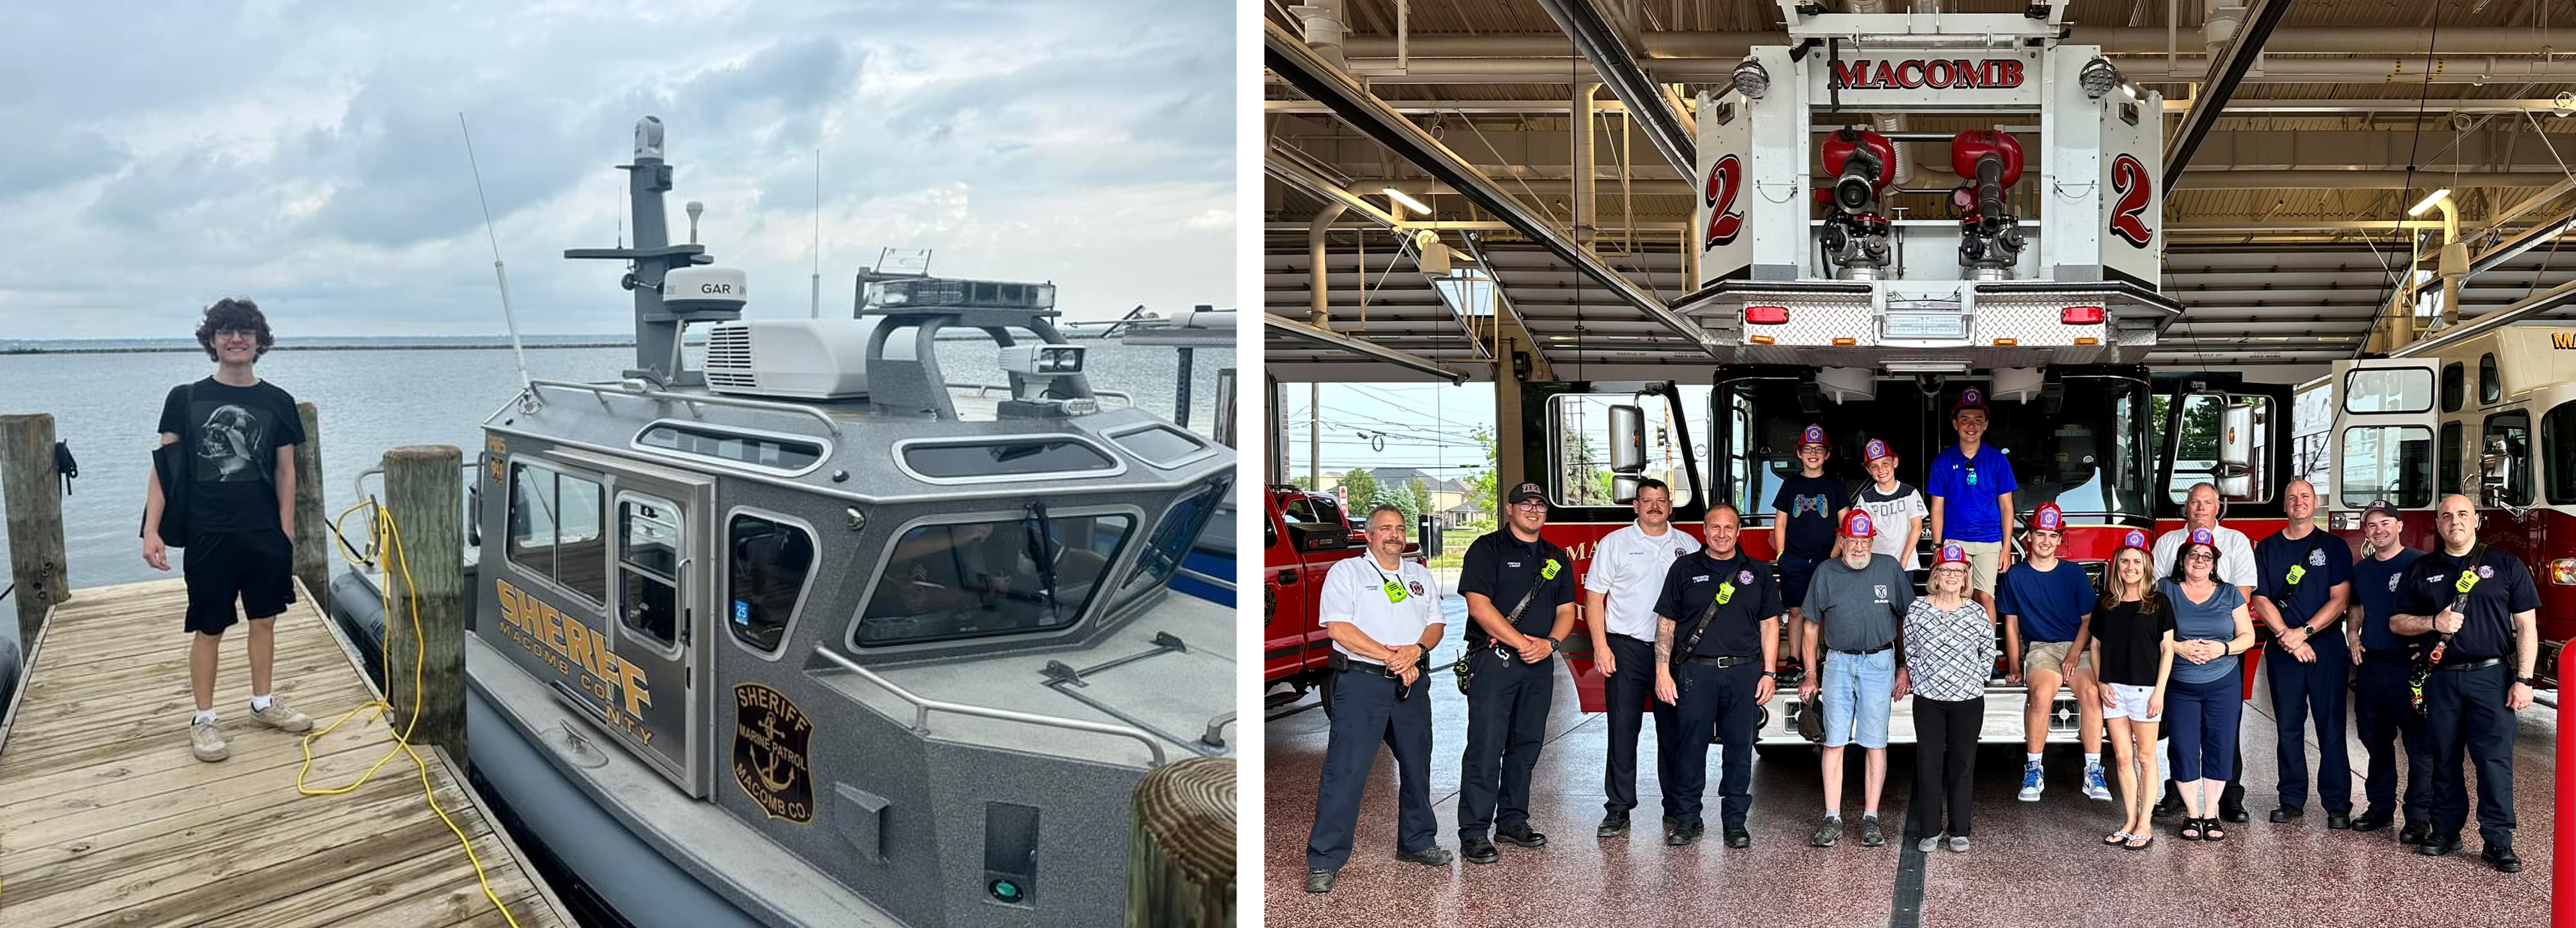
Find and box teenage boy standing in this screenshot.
[1770,425,1844,636]
[1926,390,2016,621]
[142,298,314,762]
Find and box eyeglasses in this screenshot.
[212,328,258,340]
[2184,552,2215,562]
[1511,501,1548,511]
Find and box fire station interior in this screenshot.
[1263,1,2574,924]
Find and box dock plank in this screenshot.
[0,579,570,927]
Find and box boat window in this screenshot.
[636,424,824,472]
[901,439,1115,480]
[619,495,684,648]
[728,513,816,654]
[1108,424,1211,466]
[856,513,1134,647]
[2483,410,2533,507]
[2336,426,2432,510]
[505,462,606,604]
[1129,480,1229,591]
[2479,354,2500,405]
[2440,363,2464,412]
[2544,402,2576,505]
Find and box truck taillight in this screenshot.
[2060,306,2105,325]
[1746,306,1790,325]
[2552,558,2575,585]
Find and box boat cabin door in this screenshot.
[568,449,717,797]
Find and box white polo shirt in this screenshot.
[1321,552,1444,657]
[1581,521,1696,640]
[2152,522,2257,589]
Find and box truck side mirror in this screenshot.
[1417,513,1442,555]
[1611,474,1644,504]
[1608,404,1646,474]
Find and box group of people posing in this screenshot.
[1300,390,2542,896]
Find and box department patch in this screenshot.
[1675,546,1690,556]
[2478,565,2495,579]
[1737,570,1755,584]
[2387,574,2402,592]
[1409,581,1426,596]
[1692,575,1711,583]
[2308,549,2328,567]
[1874,585,1889,600]
[733,682,815,824]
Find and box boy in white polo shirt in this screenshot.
[1581,478,1694,838]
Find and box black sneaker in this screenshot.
[1304,869,1336,894]
[2419,834,2463,857]
[1810,816,1842,848]
[2398,821,2434,846]
[1599,810,1630,838]
[1494,825,1548,848]
[1859,816,1886,847]
[2349,810,2392,833]
[1394,846,1454,867]
[2153,795,2183,819]
[2326,811,2352,830]
[1665,821,1702,846]
[1461,837,1499,864]
[2268,804,2303,823]
[2483,844,2524,874]
[1724,823,1752,849]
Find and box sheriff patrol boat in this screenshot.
[330,117,1236,927]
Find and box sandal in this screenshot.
[2125,833,2154,850]
[2180,817,2205,841]
[2104,830,2132,846]
[2204,819,2228,842]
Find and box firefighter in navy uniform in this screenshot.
[1301,505,1454,894]
[1652,503,1782,848]
[2387,494,2542,873]
[1453,482,1578,864]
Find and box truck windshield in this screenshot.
[1720,373,2153,524]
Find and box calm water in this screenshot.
[0,340,1228,649]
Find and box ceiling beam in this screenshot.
[1529,0,1694,177]
[2165,0,2290,190]
[2390,280,2576,357]
[1264,314,1472,384]
[1266,19,1711,358]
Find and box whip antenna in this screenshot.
[459,112,536,405]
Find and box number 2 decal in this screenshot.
[2108,153,2153,248]
[1703,154,1746,250]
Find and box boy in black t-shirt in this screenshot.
[143,298,315,763]
[1769,424,1844,632]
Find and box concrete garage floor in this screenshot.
[1264,597,2557,927]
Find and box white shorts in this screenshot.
[2100,682,2161,723]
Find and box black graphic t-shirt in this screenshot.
[159,377,304,535]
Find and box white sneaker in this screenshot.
[2018,762,2045,801]
[190,718,229,762]
[250,696,314,733]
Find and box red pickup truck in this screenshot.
[1261,485,1433,709]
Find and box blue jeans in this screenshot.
[2167,669,2243,783]
[1819,648,1896,749]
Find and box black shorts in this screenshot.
[184,529,295,634]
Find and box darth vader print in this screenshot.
[193,402,274,483]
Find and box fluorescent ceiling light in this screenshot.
[1383,188,1432,213]
[2407,188,2452,217]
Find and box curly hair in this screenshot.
[195,298,275,361]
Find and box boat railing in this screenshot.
[944,382,1135,407]
[809,645,1169,768]
[527,379,843,442]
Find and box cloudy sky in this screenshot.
[0,0,1234,338]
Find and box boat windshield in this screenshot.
[855,513,1133,647]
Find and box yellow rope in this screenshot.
[298,498,520,927]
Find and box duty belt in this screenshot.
[2434,657,2506,672]
[1681,654,1762,668]
[1327,653,1390,674]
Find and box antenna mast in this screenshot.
[458,112,535,404]
[811,148,823,319]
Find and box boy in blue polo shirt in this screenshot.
[1927,388,2017,620]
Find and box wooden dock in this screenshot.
[0,578,573,927]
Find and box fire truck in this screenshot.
[2301,323,2576,687]
[1501,8,2308,751]
[1261,483,1435,714]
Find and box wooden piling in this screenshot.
[1123,756,1235,928]
[291,401,328,613]
[380,444,465,757]
[1,413,70,646]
